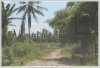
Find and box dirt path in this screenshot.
[25,49,67,66]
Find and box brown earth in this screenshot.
[25,49,68,66]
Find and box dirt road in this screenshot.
[25,49,67,66]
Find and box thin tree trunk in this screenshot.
[28,12,31,43]
[29,27,30,43]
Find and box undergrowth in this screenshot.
[2,40,59,66]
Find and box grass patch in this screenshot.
[2,40,59,66]
[61,43,73,58]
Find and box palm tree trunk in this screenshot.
[28,12,31,43]
[29,27,30,43]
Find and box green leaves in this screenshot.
[47,2,98,45]
[2,2,22,45]
[50,2,98,62]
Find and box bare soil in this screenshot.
[25,49,68,66]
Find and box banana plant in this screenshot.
[2,2,22,45]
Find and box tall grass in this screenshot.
[2,40,59,66]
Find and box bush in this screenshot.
[2,47,14,65]
[2,40,57,65]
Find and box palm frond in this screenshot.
[33,8,44,16]
[20,2,26,4]
[10,7,19,15]
[8,17,22,20]
[37,6,48,11]
[29,1,40,5]
[9,4,15,14]
[8,5,19,16]
[17,5,26,14]
[2,2,5,10]
[6,4,10,11]
[32,11,38,23]
[2,2,5,15]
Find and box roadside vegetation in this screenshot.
[2,1,98,66]
[47,2,98,65]
[2,40,59,65]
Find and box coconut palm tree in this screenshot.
[17,1,48,43]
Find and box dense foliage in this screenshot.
[47,2,98,64]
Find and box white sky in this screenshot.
[4,1,67,35]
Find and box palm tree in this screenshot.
[2,2,21,45]
[17,1,48,43]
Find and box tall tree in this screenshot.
[17,1,48,43]
[47,2,98,63]
[2,2,21,45]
